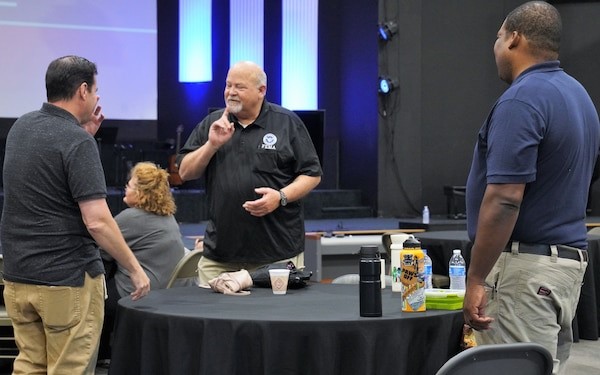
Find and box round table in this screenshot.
[109,283,464,375]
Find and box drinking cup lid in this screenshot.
[359,245,380,258]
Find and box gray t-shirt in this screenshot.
[103,207,185,297]
[1,103,106,286]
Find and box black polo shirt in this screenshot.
[179,101,322,263]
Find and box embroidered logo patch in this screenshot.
[261,133,277,150]
[537,286,552,296]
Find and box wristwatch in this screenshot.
[279,190,288,207]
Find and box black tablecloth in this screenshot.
[415,230,600,341]
[109,284,463,375]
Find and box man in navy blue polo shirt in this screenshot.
[464,2,600,373]
[178,61,322,285]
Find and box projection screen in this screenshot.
[0,0,157,120]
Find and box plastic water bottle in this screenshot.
[449,249,466,290]
[359,245,382,317]
[422,205,430,224]
[423,249,433,290]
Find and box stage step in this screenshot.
[302,189,371,220]
[320,206,374,219]
[0,188,373,223]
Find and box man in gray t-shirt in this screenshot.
[1,55,150,374]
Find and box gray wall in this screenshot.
[378,0,600,218]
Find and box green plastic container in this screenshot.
[425,288,465,310]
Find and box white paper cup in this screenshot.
[269,269,290,295]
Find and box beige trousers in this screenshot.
[475,247,587,375]
[3,272,105,375]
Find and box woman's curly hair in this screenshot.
[130,162,176,216]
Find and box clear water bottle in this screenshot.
[422,205,430,224]
[449,249,466,290]
[423,249,433,290]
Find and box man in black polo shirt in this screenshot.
[177,61,322,285]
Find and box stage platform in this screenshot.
[178,216,465,250]
[181,216,600,281]
[104,188,375,223]
[179,217,405,249]
[177,215,600,249]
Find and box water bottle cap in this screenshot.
[359,245,380,258]
[453,249,461,254]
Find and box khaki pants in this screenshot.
[198,252,305,286]
[475,248,587,375]
[3,273,105,375]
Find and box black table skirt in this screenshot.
[109,284,463,375]
[416,230,600,341]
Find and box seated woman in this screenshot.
[98,162,185,363]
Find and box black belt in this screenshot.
[503,242,588,262]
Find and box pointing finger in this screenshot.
[221,108,233,130]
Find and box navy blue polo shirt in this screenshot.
[466,61,600,248]
[179,101,322,263]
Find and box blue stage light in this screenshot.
[179,0,212,83]
[378,77,398,95]
[230,0,264,67]
[281,0,318,110]
[378,21,397,42]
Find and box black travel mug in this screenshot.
[359,245,382,317]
